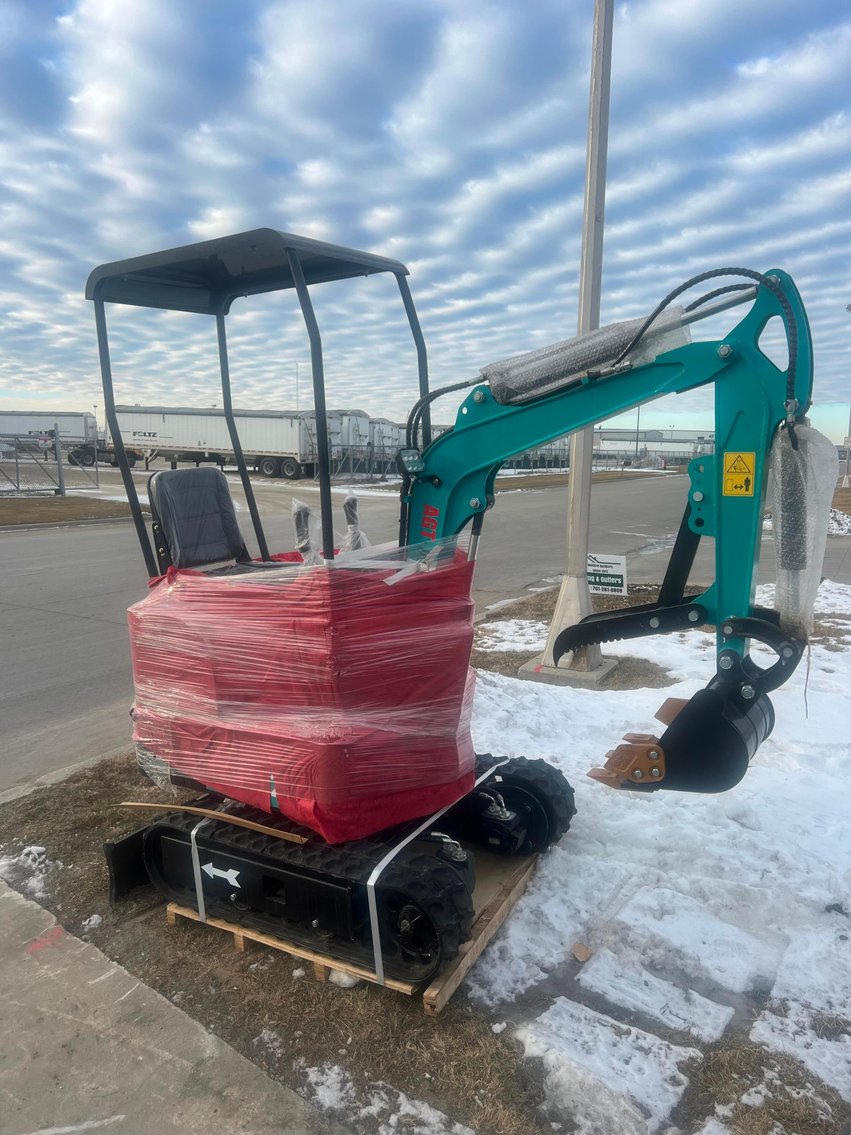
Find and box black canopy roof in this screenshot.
[85,228,409,314]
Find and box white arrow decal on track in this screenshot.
[201,862,241,888]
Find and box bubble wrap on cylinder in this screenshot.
[769,423,837,639]
[484,308,690,404]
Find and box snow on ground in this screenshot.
[0,845,60,898]
[763,506,851,536]
[302,1064,474,1135]
[467,579,851,1128]
[518,998,700,1134]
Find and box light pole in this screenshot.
[634,404,640,462]
[538,0,615,678]
[92,404,100,486]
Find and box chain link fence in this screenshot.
[0,429,101,496]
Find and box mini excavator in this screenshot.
[92,230,833,983]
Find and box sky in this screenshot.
[1,0,850,441]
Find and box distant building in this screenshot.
[592,428,714,467]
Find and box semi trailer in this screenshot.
[112,405,314,478]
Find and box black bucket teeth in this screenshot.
[590,685,776,793]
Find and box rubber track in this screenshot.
[146,806,474,982]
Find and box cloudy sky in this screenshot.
[1,0,850,440]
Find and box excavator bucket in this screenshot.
[589,684,776,793]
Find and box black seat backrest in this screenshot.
[149,468,250,570]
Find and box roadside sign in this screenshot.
[722,451,755,497]
[587,552,627,595]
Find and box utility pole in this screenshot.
[536,0,616,678]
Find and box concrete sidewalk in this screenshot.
[0,881,340,1135]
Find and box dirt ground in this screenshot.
[0,495,142,525]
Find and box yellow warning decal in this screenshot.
[722,451,756,496]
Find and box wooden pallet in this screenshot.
[166,851,537,1016]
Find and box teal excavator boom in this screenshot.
[399,268,833,794]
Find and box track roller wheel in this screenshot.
[477,755,576,853]
[379,852,474,978]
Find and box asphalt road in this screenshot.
[2,473,849,796]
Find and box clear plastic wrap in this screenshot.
[128,536,476,843]
[291,498,323,565]
[768,422,838,639]
[341,490,369,552]
[483,307,691,405]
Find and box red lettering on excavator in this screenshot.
[419,504,440,540]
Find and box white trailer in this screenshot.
[114,405,313,478]
[298,410,343,470]
[0,410,97,444]
[330,408,371,472]
[369,418,405,471]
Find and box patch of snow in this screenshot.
[518,998,700,1134]
[476,618,548,652]
[81,914,103,934]
[575,947,733,1041]
[770,923,851,1019]
[292,966,305,979]
[303,1064,474,1134]
[0,845,60,898]
[761,509,850,536]
[253,1028,285,1059]
[611,887,780,994]
[328,969,362,988]
[304,1064,358,1112]
[751,1003,851,1101]
[491,1021,507,1034]
[694,1121,730,1135]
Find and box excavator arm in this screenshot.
[400,269,829,794]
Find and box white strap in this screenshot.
[365,760,508,985]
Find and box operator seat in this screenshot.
[148,467,268,573]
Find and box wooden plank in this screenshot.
[166,903,416,995]
[118,802,307,845]
[422,856,537,1018]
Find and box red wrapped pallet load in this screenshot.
[127,541,477,843]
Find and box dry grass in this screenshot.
[493,469,672,492]
[832,482,851,514]
[676,1038,851,1135]
[0,495,145,525]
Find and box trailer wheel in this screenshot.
[280,458,301,480]
[258,456,280,478]
[78,449,96,467]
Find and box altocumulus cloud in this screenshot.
[0,0,849,437]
